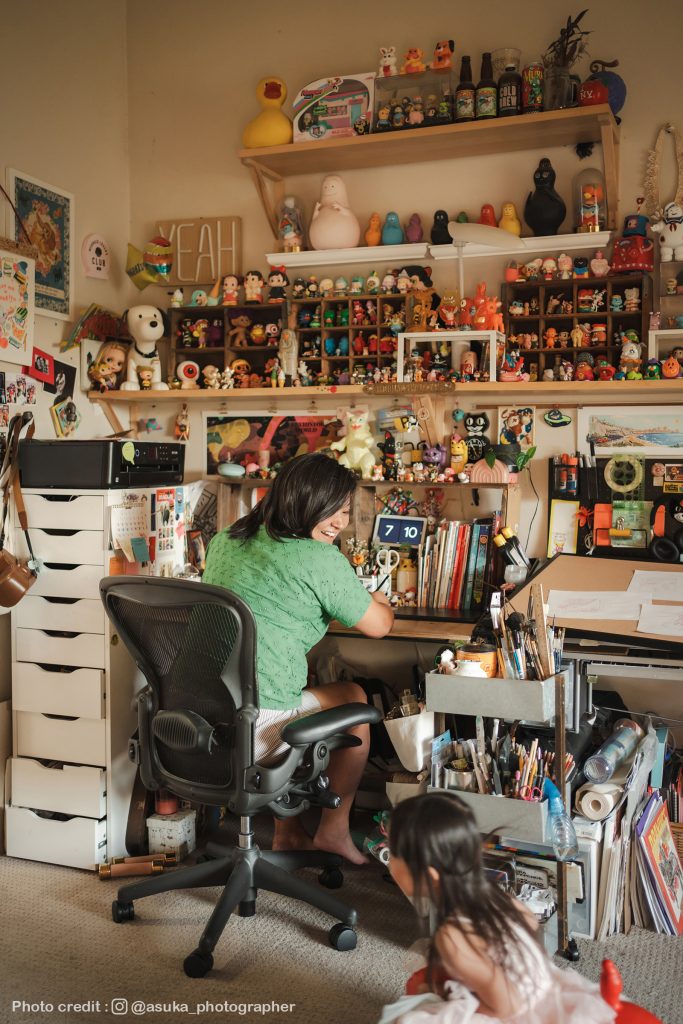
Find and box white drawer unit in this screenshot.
[21,492,105,531]
[15,596,106,634]
[15,627,106,670]
[13,527,105,565]
[31,563,104,600]
[12,662,105,719]
[10,757,107,818]
[9,488,141,869]
[16,711,107,766]
[5,804,107,869]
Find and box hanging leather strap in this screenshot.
[0,413,36,563]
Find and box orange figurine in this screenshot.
[478,204,497,226]
[364,212,382,247]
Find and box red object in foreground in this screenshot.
[601,959,663,1023]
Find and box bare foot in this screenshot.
[313,830,368,866]
[272,818,316,852]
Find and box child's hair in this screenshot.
[229,452,357,542]
[389,791,539,987]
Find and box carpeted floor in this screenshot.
[2,816,682,1024]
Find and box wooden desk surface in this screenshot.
[329,618,474,643]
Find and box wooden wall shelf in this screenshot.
[240,105,619,237]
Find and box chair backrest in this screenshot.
[100,576,259,805]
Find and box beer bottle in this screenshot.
[475,52,497,119]
[498,64,522,117]
[455,56,476,123]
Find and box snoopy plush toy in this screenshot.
[120,305,169,390]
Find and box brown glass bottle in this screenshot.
[455,56,476,123]
[475,52,497,119]
[498,64,522,117]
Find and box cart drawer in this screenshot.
[12,662,104,719]
[16,628,105,670]
[31,564,104,601]
[5,803,106,869]
[14,528,105,565]
[10,757,106,818]
[16,711,106,766]
[20,493,105,531]
[15,596,105,634]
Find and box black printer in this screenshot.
[19,439,185,489]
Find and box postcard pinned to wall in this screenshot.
[578,407,683,457]
[0,245,35,365]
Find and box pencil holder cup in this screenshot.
[384,711,435,772]
[444,768,478,792]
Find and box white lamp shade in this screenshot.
[447,222,527,250]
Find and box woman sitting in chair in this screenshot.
[203,452,394,864]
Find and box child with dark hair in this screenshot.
[379,792,614,1023]
[203,453,393,863]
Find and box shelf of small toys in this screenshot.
[503,272,652,382]
[240,106,619,235]
[266,233,613,270]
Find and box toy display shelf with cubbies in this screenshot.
[503,273,652,380]
[168,302,286,387]
[649,260,683,367]
[291,293,407,383]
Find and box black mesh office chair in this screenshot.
[100,576,382,978]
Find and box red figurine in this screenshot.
[478,204,497,226]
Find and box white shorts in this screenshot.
[254,689,322,765]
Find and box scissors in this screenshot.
[518,783,543,802]
[375,548,400,576]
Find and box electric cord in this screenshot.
[525,463,540,552]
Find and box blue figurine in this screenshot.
[430,209,451,245]
[382,212,405,246]
[524,157,566,237]
[324,337,337,356]
[337,335,349,356]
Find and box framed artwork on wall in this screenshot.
[0,240,36,366]
[577,407,683,457]
[6,169,74,321]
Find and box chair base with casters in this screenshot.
[112,814,358,978]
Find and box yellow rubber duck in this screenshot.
[364,212,382,247]
[498,201,522,236]
[242,77,292,149]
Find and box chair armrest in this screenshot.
[281,701,383,747]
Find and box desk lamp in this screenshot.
[446,222,527,301]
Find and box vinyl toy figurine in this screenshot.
[405,213,423,242]
[244,270,266,303]
[364,213,382,246]
[267,266,289,302]
[330,408,377,479]
[431,39,454,70]
[382,212,405,245]
[463,411,490,463]
[524,157,566,236]
[430,210,451,245]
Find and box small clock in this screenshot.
[372,514,426,547]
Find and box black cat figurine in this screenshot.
[430,209,451,245]
[524,158,566,236]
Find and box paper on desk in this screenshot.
[636,602,683,637]
[547,590,647,620]
[628,570,683,602]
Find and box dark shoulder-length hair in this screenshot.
[229,453,358,542]
[389,792,539,991]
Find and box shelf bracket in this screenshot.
[598,112,620,231]
[242,158,284,241]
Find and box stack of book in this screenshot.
[417,514,500,612]
[633,791,683,935]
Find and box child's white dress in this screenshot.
[377,927,615,1024]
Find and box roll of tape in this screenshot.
[377,846,390,865]
[604,455,644,494]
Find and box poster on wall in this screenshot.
[0,244,35,365]
[204,414,342,475]
[577,407,683,457]
[44,358,81,438]
[498,406,535,451]
[6,169,74,321]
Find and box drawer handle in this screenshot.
[38,529,81,537]
[39,630,83,639]
[35,663,82,674]
[33,496,82,503]
[39,597,79,606]
[33,809,74,821]
[43,563,80,571]
[41,713,79,721]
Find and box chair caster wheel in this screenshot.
[329,923,357,951]
[319,866,343,889]
[112,900,134,923]
[184,949,214,978]
[239,899,256,917]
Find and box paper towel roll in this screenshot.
[575,783,622,821]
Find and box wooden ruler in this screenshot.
[531,582,554,680]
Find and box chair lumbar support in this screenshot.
[152,710,217,754]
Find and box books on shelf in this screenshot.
[635,792,683,935]
[417,514,499,611]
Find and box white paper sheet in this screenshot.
[636,602,683,638]
[627,570,683,602]
[547,590,647,620]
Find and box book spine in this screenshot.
[472,523,492,609]
[453,523,471,610]
[462,524,481,610]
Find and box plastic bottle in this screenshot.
[476,53,497,120]
[584,719,643,783]
[498,64,522,117]
[544,779,579,861]
[455,56,476,123]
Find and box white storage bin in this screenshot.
[425,670,571,725]
[16,711,106,767]
[31,564,104,601]
[147,809,196,859]
[15,596,105,634]
[21,493,104,531]
[434,787,550,844]
[10,757,106,818]
[13,528,105,566]
[384,711,435,772]
[12,663,105,719]
[5,803,106,869]
[15,628,105,670]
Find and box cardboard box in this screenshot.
[293,73,375,141]
[147,808,196,860]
